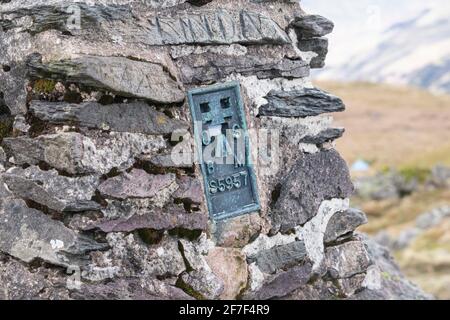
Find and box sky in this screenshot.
[300,0,449,67]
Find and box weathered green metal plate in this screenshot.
[187,81,260,221]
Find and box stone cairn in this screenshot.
[0,0,430,300]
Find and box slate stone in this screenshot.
[143,237,187,277]
[177,237,225,300]
[150,9,290,45]
[271,149,354,233]
[12,114,30,135]
[145,152,195,169]
[71,278,193,300]
[0,258,69,300]
[279,273,366,300]
[0,146,6,166]
[334,274,367,298]
[324,241,371,279]
[300,128,345,145]
[2,174,99,212]
[180,268,225,300]
[99,234,186,279]
[173,176,203,205]
[249,261,313,300]
[0,3,129,34]
[27,54,184,104]
[0,197,107,267]
[277,277,336,300]
[2,4,290,46]
[291,14,334,39]
[3,166,100,212]
[251,0,297,2]
[177,49,309,84]
[324,208,368,244]
[350,234,434,300]
[101,198,166,220]
[259,88,345,118]
[187,0,214,5]
[90,206,208,233]
[98,169,176,200]
[3,132,165,175]
[0,59,29,115]
[297,38,329,68]
[29,101,189,135]
[250,241,307,274]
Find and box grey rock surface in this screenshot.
[284,273,366,299]
[0,197,107,267]
[99,234,186,279]
[0,257,69,300]
[145,152,195,169]
[27,55,185,104]
[298,38,329,68]
[90,206,208,233]
[248,261,313,300]
[98,169,176,200]
[324,241,371,279]
[278,277,337,300]
[29,101,189,135]
[0,57,28,115]
[3,132,166,175]
[177,47,309,84]
[3,166,100,212]
[259,88,345,117]
[149,9,291,45]
[350,234,434,300]
[271,149,354,232]
[177,237,225,299]
[180,269,225,300]
[324,208,368,244]
[71,278,193,300]
[300,128,345,146]
[173,176,203,205]
[250,241,307,274]
[1,4,290,46]
[291,14,334,39]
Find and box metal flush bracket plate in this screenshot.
[187,81,260,221]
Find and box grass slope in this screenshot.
[316,81,450,172]
[316,81,450,299]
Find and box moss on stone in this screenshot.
[399,166,431,183]
[175,276,205,300]
[0,119,13,141]
[33,79,56,94]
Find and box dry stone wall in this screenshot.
[0,0,431,300]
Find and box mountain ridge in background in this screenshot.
[303,0,450,94]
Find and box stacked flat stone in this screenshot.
[0,0,431,300]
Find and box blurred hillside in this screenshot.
[320,81,450,171]
[318,81,450,299]
[303,0,450,93]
